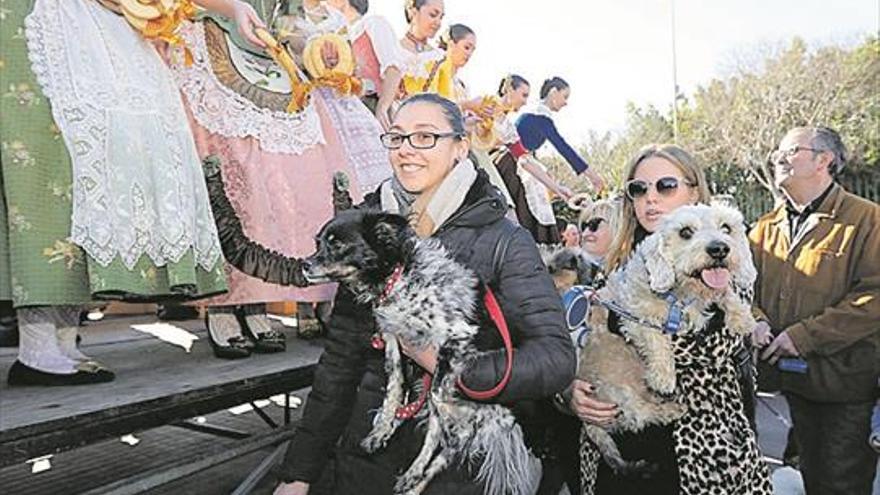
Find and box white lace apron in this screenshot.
[171,21,325,155]
[517,155,557,226]
[317,90,392,194]
[25,0,221,271]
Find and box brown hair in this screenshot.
[605,144,711,271]
[404,0,428,23]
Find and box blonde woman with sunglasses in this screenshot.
[571,144,710,494]
[604,145,711,271]
[578,197,622,263]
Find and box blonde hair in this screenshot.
[578,197,622,240]
[605,144,711,272]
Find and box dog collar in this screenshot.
[370,264,406,351]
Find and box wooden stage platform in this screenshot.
[0,314,323,493]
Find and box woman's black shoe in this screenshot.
[205,314,252,359]
[237,310,286,353]
[7,360,115,386]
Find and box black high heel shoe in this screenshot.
[237,309,286,353]
[205,313,253,359]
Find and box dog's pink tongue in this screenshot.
[701,268,730,289]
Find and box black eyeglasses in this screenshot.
[625,176,692,200]
[770,146,824,163]
[380,131,463,150]
[582,217,605,232]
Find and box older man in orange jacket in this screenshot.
[750,126,879,495]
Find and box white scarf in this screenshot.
[380,159,478,237]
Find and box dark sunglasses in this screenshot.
[625,176,692,200]
[582,217,605,232]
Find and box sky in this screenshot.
[367,0,879,146]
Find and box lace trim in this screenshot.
[401,46,444,79]
[25,0,222,271]
[317,88,392,194]
[172,22,325,155]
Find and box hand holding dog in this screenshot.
[751,320,773,348]
[570,379,618,426]
[399,340,438,374]
[761,331,800,365]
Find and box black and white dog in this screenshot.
[302,209,540,495]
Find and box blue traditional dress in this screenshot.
[494,103,591,244]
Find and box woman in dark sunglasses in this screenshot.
[571,144,711,495]
[606,145,711,269]
[578,197,621,262]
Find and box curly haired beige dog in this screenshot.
[578,204,760,479]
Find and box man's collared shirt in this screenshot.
[785,182,834,241]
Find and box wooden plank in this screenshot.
[0,316,323,467]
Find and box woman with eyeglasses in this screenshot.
[494,77,605,244]
[274,93,574,495]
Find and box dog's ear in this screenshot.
[716,206,758,301]
[642,233,675,293]
[732,232,758,301]
[364,212,413,261]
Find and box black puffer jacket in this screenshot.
[280,172,575,494]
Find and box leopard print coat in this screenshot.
[579,308,773,495]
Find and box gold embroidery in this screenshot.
[2,140,36,167]
[43,240,82,269]
[3,83,39,106]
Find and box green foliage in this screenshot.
[679,36,878,201]
[542,103,673,196]
[551,36,878,220]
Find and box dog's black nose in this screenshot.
[706,240,730,260]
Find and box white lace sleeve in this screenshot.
[496,115,520,144]
[363,16,403,73]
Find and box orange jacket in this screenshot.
[750,184,880,402]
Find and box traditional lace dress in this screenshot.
[0,0,226,307]
[172,16,390,305]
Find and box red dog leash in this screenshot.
[394,289,515,419]
[374,266,514,417]
[456,287,514,400]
